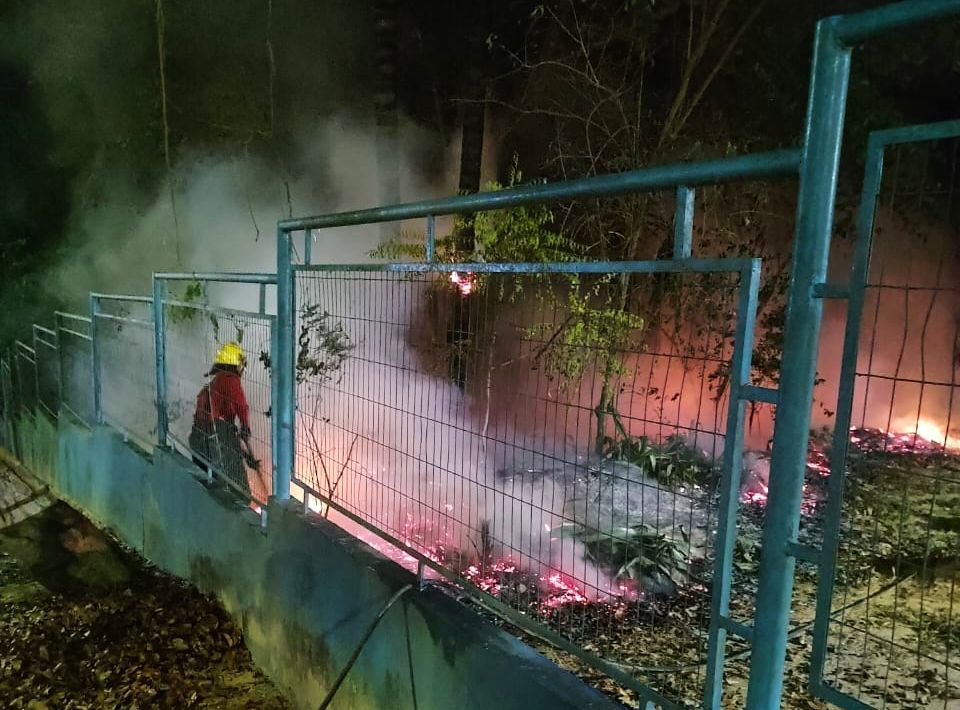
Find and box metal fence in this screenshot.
[810,123,960,709]
[13,341,37,414]
[291,263,759,706]
[55,312,95,426]
[91,294,157,451]
[155,274,276,507]
[33,325,59,418]
[7,279,275,508]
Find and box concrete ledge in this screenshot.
[11,413,620,710]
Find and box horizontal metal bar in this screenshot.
[739,385,779,404]
[833,0,960,46]
[94,312,154,328]
[58,327,92,342]
[280,150,802,231]
[718,617,754,642]
[61,403,92,428]
[293,480,683,709]
[55,311,92,325]
[869,118,960,149]
[34,337,57,350]
[155,271,277,285]
[162,298,275,323]
[811,282,849,299]
[854,370,959,389]
[809,680,875,710]
[89,292,153,304]
[785,542,821,564]
[15,341,35,356]
[33,325,57,337]
[297,257,758,276]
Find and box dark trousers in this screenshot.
[188,419,250,495]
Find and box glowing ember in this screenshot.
[742,423,955,512]
[849,426,950,455]
[463,559,519,596]
[450,271,475,296]
[540,572,589,608]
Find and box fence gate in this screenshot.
[154,274,277,508]
[284,255,767,708]
[810,121,960,708]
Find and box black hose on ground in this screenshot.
[317,583,414,710]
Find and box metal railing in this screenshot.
[810,122,960,709]
[33,325,59,418]
[154,273,276,506]
[290,260,761,707]
[90,294,157,451]
[55,312,94,426]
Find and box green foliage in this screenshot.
[368,233,458,262]
[541,283,645,382]
[370,157,581,271]
[602,434,713,488]
[167,281,204,324]
[564,521,693,590]
[295,304,353,385]
[469,158,582,265]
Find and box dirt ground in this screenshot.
[0,499,289,709]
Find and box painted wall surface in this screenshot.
[9,413,620,710]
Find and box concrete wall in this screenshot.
[9,412,619,710]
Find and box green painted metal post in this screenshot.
[152,277,168,447]
[704,260,761,708]
[274,227,294,501]
[90,295,103,425]
[809,139,884,691]
[746,18,852,709]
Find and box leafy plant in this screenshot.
[295,304,353,385]
[602,433,714,488]
[370,156,582,273]
[565,521,694,591]
[167,281,204,324]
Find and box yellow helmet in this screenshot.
[214,342,246,368]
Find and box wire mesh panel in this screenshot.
[92,296,157,452]
[163,297,273,505]
[292,262,758,706]
[33,325,59,418]
[815,133,960,707]
[0,356,13,449]
[14,342,38,414]
[56,313,95,426]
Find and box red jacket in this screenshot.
[193,371,250,432]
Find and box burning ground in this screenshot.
[330,425,960,708]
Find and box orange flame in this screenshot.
[450,271,475,296]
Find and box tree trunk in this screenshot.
[455,2,489,254]
[374,0,400,241]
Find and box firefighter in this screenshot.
[188,342,258,495]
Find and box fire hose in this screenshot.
[317,583,414,710]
